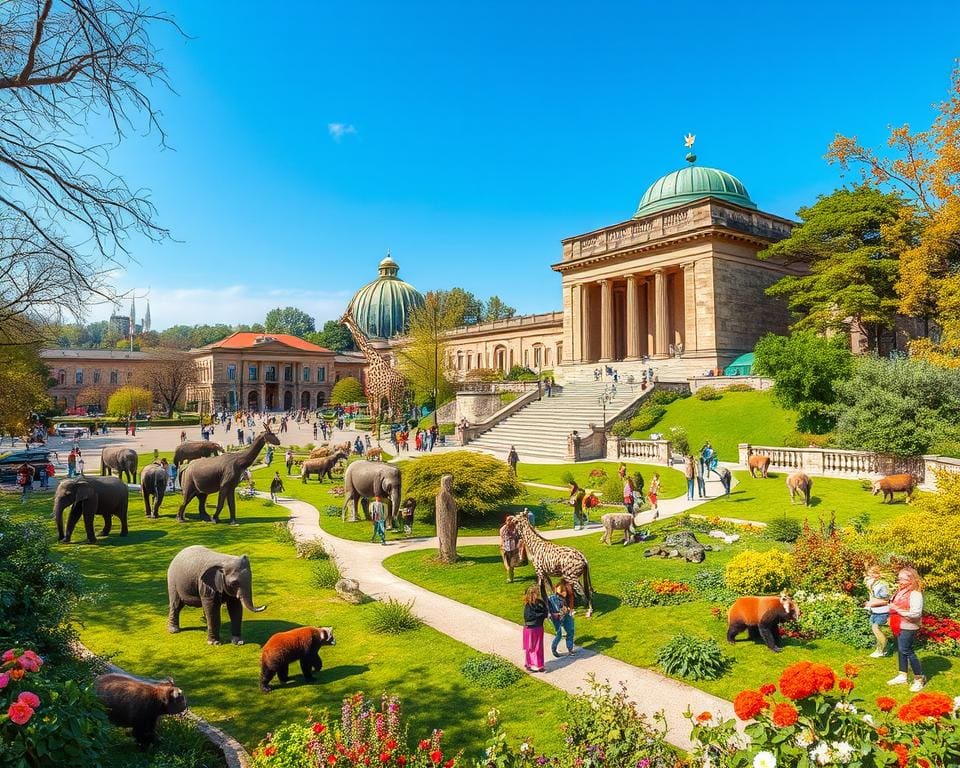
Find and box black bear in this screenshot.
[94,673,187,746]
[259,626,335,692]
[726,593,799,653]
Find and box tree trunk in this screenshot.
[435,474,458,564]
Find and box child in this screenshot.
[522,583,549,673]
[270,472,284,503]
[863,564,891,658]
[648,473,661,519]
[370,495,386,545]
[402,497,417,535]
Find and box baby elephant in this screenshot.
[94,673,187,747]
[260,626,335,692]
[786,471,812,506]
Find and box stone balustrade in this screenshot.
[738,443,932,485]
[921,455,960,490]
[606,437,673,465]
[686,375,772,393]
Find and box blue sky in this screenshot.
[97,1,960,329]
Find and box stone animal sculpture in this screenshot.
[643,531,710,563]
[511,513,594,617]
[600,511,643,546]
[747,454,771,478]
[101,445,139,483]
[94,673,187,747]
[54,476,129,544]
[173,440,223,470]
[177,427,281,524]
[308,445,331,458]
[342,459,401,528]
[726,593,800,653]
[872,473,916,503]
[341,305,406,424]
[302,450,348,483]
[259,626,336,692]
[140,462,167,518]
[786,471,813,506]
[167,545,266,645]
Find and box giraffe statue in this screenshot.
[511,514,594,617]
[340,307,407,426]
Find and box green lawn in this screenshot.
[517,461,686,498]
[383,525,959,705]
[24,495,568,757]
[702,471,909,528]
[634,391,798,462]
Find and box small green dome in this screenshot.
[350,254,425,339]
[633,165,757,218]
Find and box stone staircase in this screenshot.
[557,357,713,386]
[467,380,650,460]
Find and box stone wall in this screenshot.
[711,254,791,360]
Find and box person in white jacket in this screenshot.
[887,567,926,692]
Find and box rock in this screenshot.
[335,578,364,604]
[643,530,707,563]
[709,529,740,545]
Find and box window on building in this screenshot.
[457,352,463,370]
[317,367,326,383]
[533,345,542,368]
[93,369,101,384]
[228,390,237,408]
[127,372,132,382]
[545,348,551,366]
[75,370,83,385]
[110,370,118,385]
[284,365,293,382]
[556,343,563,364]
[57,369,66,385]
[467,352,473,369]
[303,366,310,382]
[248,365,258,382]
[265,365,276,382]
[227,364,236,381]
[524,350,529,367]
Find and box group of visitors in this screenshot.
[863,565,927,692]
[17,460,57,500]
[391,425,439,452]
[66,449,85,478]
[367,497,417,543]
[522,580,578,672]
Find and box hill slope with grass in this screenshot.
[632,390,799,461]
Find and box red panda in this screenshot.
[94,673,187,746]
[260,626,335,692]
[726,594,799,653]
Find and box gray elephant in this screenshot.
[54,476,129,544]
[166,545,266,645]
[140,462,167,518]
[101,446,139,483]
[173,441,223,470]
[342,460,401,528]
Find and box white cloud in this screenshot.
[327,122,357,141]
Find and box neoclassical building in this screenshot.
[41,348,154,411]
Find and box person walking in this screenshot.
[402,497,417,535]
[547,578,577,657]
[168,459,177,491]
[623,476,635,514]
[270,472,284,503]
[684,455,695,501]
[887,567,926,691]
[76,452,85,476]
[265,445,274,465]
[522,583,549,673]
[694,455,706,498]
[507,446,519,475]
[648,473,661,519]
[544,377,553,397]
[370,495,387,545]
[17,462,32,502]
[570,482,586,530]
[617,462,627,482]
[718,466,732,495]
[499,517,521,583]
[863,565,891,658]
[67,449,77,478]
[39,462,52,489]
[285,449,294,476]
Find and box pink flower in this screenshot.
[17,692,40,709]
[17,651,41,672]
[1,649,15,663]
[0,673,9,690]
[8,701,34,725]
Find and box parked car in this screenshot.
[0,448,53,483]
[54,423,86,438]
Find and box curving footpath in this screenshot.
[279,471,741,751]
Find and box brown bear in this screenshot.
[259,626,335,692]
[94,673,187,746]
[726,593,799,653]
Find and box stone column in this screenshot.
[654,268,669,357]
[581,283,593,362]
[600,279,613,362]
[626,274,640,359]
[638,279,649,357]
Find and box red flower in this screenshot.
[7,701,34,726]
[328,755,338,766]
[733,690,767,721]
[419,740,431,751]
[843,663,859,678]
[380,753,391,764]
[16,691,40,709]
[695,711,712,723]
[918,759,931,768]
[313,723,327,734]
[897,692,954,723]
[839,678,854,693]
[264,746,277,757]
[759,683,776,696]
[430,750,443,764]
[877,696,897,712]
[386,739,398,750]
[778,662,835,700]
[398,758,407,767]
[771,702,799,727]
[892,743,909,768]
[444,761,455,768]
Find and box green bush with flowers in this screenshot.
[791,591,876,649]
[724,549,793,595]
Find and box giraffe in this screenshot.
[340,307,407,426]
[511,514,594,617]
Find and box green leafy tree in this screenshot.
[84,321,109,347]
[753,330,853,433]
[833,356,960,455]
[483,295,516,322]
[106,386,153,418]
[435,287,483,326]
[403,451,523,519]
[264,306,316,337]
[761,187,914,349]
[306,320,355,351]
[330,376,366,406]
[0,345,50,437]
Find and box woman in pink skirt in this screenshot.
[522,584,549,672]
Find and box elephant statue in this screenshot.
[173,441,223,470]
[54,476,129,544]
[177,428,280,524]
[101,446,139,483]
[342,460,401,528]
[140,462,167,518]
[167,545,266,645]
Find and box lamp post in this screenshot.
[598,384,615,431]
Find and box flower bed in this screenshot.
[620,579,694,607]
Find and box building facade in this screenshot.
[40,349,154,411]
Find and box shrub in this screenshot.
[793,592,875,648]
[330,376,366,405]
[600,474,625,504]
[692,569,737,604]
[723,382,756,392]
[922,593,960,620]
[669,425,690,455]
[791,519,867,594]
[610,419,633,437]
[403,451,523,519]
[620,579,693,607]
[296,538,330,560]
[762,517,802,543]
[460,654,522,689]
[560,470,577,487]
[656,633,730,680]
[464,367,502,382]
[505,365,537,381]
[695,386,722,401]
[724,550,793,594]
[648,389,682,405]
[310,560,340,590]
[630,405,666,432]
[783,429,833,448]
[366,598,423,634]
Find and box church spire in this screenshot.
[144,300,151,332]
[129,296,137,328]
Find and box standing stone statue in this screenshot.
[435,474,458,564]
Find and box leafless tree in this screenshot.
[0,0,178,345]
[136,350,197,417]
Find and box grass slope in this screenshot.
[634,391,798,461]
[517,461,686,499]
[30,495,567,756]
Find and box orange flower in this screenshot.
[877,696,897,712]
[843,663,859,678]
[733,690,768,721]
[264,746,277,757]
[897,692,954,723]
[771,702,799,727]
[839,678,854,693]
[778,662,835,700]
[892,743,909,768]
[759,683,776,696]
[9,668,24,681]
[695,711,712,723]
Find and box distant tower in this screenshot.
[129,297,137,329]
[144,300,151,333]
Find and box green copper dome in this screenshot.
[633,165,757,218]
[349,255,425,339]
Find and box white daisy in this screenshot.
[810,742,832,766]
[795,730,815,748]
[832,741,855,764]
[753,751,777,768]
